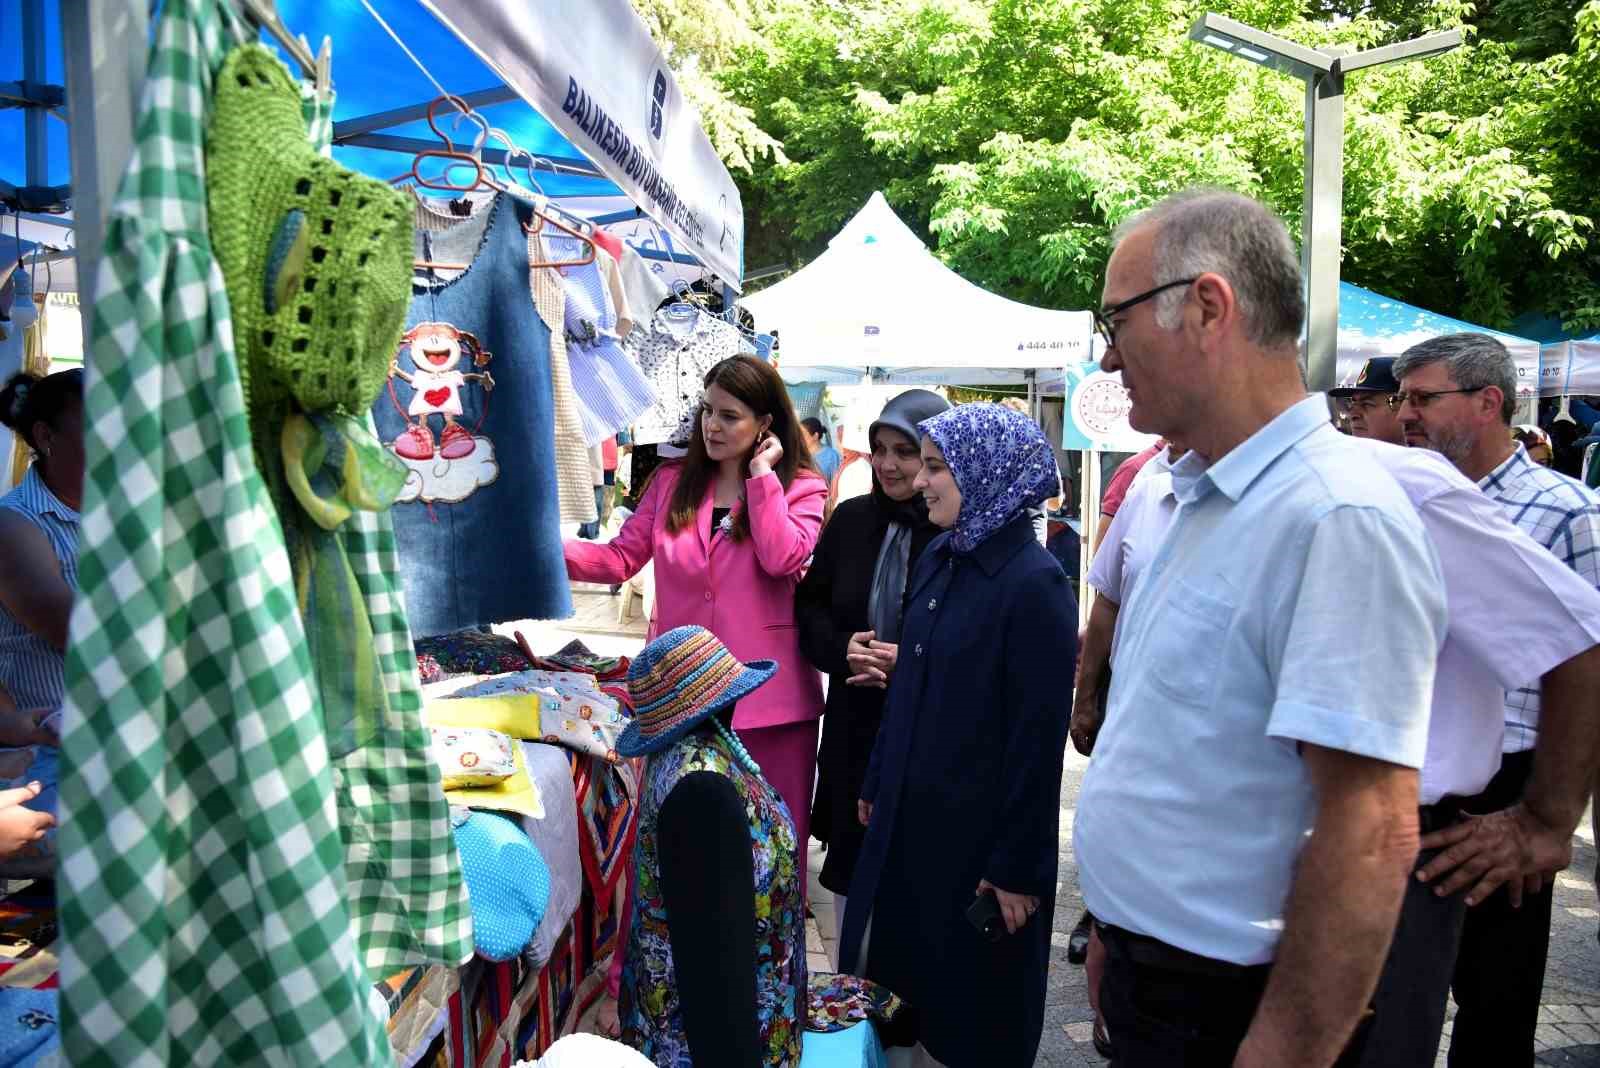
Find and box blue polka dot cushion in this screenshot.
[451,808,552,961]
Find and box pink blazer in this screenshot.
[564,464,827,731]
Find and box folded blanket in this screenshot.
[417,630,534,678]
[0,987,57,1067]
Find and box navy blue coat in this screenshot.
[839,514,1077,1066]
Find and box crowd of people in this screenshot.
[6,186,1600,1068]
[559,187,1600,1068]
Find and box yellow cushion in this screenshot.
[422,692,553,739]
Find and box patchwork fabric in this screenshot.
[416,630,535,679]
[573,754,640,901]
[442,670,628,765]
[805,973,905,1034]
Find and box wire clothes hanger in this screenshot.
[232,0,331,97]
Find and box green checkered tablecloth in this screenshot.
[57,3,469,1064]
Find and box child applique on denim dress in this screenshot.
[373,193,571,636]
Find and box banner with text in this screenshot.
[424,0,745,286]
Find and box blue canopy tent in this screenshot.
[1335,282,1541,403]
[2,0,739,295]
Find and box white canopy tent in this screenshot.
[1539,337,1600,398]
[742,192,1094,387]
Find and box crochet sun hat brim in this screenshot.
[617,626,777,759]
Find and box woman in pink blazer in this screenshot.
[566,355,827,1032]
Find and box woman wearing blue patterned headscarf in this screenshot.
[838,402,1078,1067]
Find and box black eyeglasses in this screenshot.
[1093,278,1198,351]
[1386,387,1485,412]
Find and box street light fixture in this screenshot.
[1189,13,1462,392]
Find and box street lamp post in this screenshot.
[1189,14,1461,392]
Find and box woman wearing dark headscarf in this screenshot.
[794,389,950,947]
[839,403,1077,1067]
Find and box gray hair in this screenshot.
[1112,188,1305,350]
[1391,334,1517,424]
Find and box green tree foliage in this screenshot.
[719,0,1600,331]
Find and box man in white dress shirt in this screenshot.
[1393,334,1600,1068]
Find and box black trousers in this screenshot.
[1356,846,1467,1068]
[1448,750,1554,1068]
[1099,925,1370,1068]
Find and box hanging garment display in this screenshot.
[544,232,656,446]
[212,45,474,985]
[58,4,394,1065]
[596,246,637,338]
[617,244,671,324]
[529,240,601,525]
[374,193,572,635]
[627,303,745,446]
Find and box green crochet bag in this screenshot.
[206,44,413,428]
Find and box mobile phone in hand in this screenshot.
[965,889,1005,942]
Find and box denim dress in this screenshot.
[373,193,571,636]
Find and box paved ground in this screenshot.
[556,599,1600,1065]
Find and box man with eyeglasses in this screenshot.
[1390,333,1600,1068]
[1073,189,1446,1068]
[1329,358,1405,444]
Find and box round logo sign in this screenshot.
[1071,371,1134,441]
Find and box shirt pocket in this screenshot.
[1140,579,1236,709]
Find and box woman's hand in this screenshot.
[857,799,873,827]
[845,630,888,688]
[0,782,52,859]
[749,432,784,477]
[977,878,1040,935]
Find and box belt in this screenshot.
[1095,922,1270,981]
[1418,797,1464,835]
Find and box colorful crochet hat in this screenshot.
[205,44,413,428]
[617,626,776,758]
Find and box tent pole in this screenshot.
[1078,451,1099,630]
[61,0,148,336]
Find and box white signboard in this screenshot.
[423,0,745,286]
[1061,359,1159,453]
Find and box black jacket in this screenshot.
[794,487,941,894]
